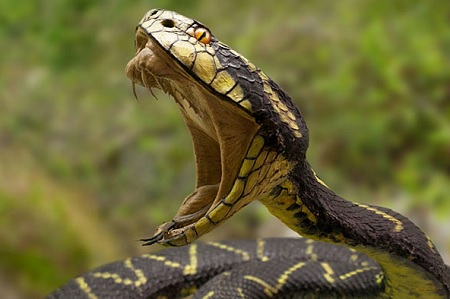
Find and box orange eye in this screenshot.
[194,27,211,44]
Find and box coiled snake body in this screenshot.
[48,9,450,298]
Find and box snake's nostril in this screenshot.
[161,19,175,28]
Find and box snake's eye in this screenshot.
[193,27,211,44]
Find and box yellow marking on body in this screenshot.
[207,202,231,224]
[339,266,378,280]
[287,111,296,121]
[277,102,288,113]
[192,51,216,84]
[244,259,333,298]
[238,158,256,178]
[223,179,245,205]
[195,214,215,236]
[280,114,291,126]
[356,204,404,232]
[299,200,317,224]
[76,277,98,299]
[247,135,265,159]
[262,80,301,136]
[275,262,306,290]
[91,258,147,288]
[123,278,133,285]
[269,189,291,207]
[312,169,329,188]
[93,272,110,279]
[288,119,299,130]
[237,287,246,298]
[202,291,215,299]
[426,235,436,253]
[255,152,278,182]
[243,57,258,72]
[93,273,121,281]
[305,240,318,261]
[239,99,253,112]
[244,275,275,297]
[262,183,318,238]
[183,244,198,275]
[321,262,336,284]
[183,225,200,244]
[257,239,269,262]
[227,84,244,103]
[286,119,300,135]
[375,273,384,285]
[254,150,268,170]
[208,242,250,261]
[244,171,259,195]
[144,254,182,268]
[263,81,272,94]
[265,151,278,164]
[280,179,295,192]
[125,258,147,287]
[272,103,281,113]
[210,69,236,94]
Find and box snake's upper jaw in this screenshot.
[126,31,260,246]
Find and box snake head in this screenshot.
[125,9,308,246]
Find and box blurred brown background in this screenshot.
[1,0,449,297]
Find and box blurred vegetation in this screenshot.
[0,0,449,297]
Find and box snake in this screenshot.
[48,9,450,299]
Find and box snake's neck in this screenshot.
[261,160,450,297]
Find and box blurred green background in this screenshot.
[1,0,449,297]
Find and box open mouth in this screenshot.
[125,27,260,245]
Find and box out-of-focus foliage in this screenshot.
[0,0,449,297]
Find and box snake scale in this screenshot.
[48,9,450,298]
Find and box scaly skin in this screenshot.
[48,9,450,298]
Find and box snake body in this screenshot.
[48,9,450,298]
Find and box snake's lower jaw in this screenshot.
[141,221,189,246]
[142,185,220,246]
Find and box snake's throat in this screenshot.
[126,34,260,242]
